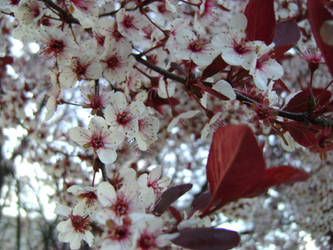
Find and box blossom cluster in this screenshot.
[56,166,177,249]
[0,0,333,249]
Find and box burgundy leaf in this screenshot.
[201,55,227,80]
[244,0,276,44]
[283,88,331,113]
[244,165,310,197]
[172,228,240,250]
[153,184,192,215]
[262,165,310,186]
[201,125,311,217]
[284,122,318,147]
[272,20,300,58]
[191,191,211,212]
[203,125,266,215]
[308,0,333,77]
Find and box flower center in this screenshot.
[122,15,135,29]
[188,40,206,53]
[79,191,98,205]
[138,234,156,249]
[74,60,87,77]
[106,55,120,69]
[113,198,129,216]
[70,214,90,233]
[90,136,104,149]
[233,40,249,55]
[48,39,65,55]
[116,112,131,125]
[107,224,129,241]
[89,95,103,110]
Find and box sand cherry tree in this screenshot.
[1,0,333,249]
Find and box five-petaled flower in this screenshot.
[69,117,124,164]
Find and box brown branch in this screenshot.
[133,54,333,128]
[38,0,80,24]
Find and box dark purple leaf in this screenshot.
[172,227,240,250]
[244,0,276,44]
[153,184,192,215]
[272,20,300,58]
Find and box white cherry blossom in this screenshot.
[97,181,145,217]
[136,115,160,151]
[104,91,146,139]
[212,13,257,70]
[69,117,124,164]
[116,9,149,43]
[56,205,94,250]
[69,0,99,28]
[100,38,133,83]
[38,27,76,64]
[135,215,174,249]
[59,47,102,88]
[138,166,170,196]
[172,27,218,66]
[249,44,284,90]
[67,185,99,217]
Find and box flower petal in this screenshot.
[69,127,90,146]
[97,181,117,207]
[97,148,117,164]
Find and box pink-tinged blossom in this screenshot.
[212,14,257,70]
[39,27,75,64]
[67,185,99,217]
[68,0,99,28]
[194,0,226,33]
[59,48,102,88]
[115,9,148,42]
[80,81,112,114]
[93,18,126,44]
[14,0,43,26]
[100,38,133,83]
[148,0,177,26]
[135,215,175,250]
[108,167,137,191]
[249,44,284,90]
[300,48,323,64]
[136,115,160,151]
[97,181,145,217]
[104,91,146,139]
[172,28,218,67]
[56,205,94,250]
[69,117,124,164]
[98,215,136,250]
[137,166,170,209]
[0,0,21,12]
